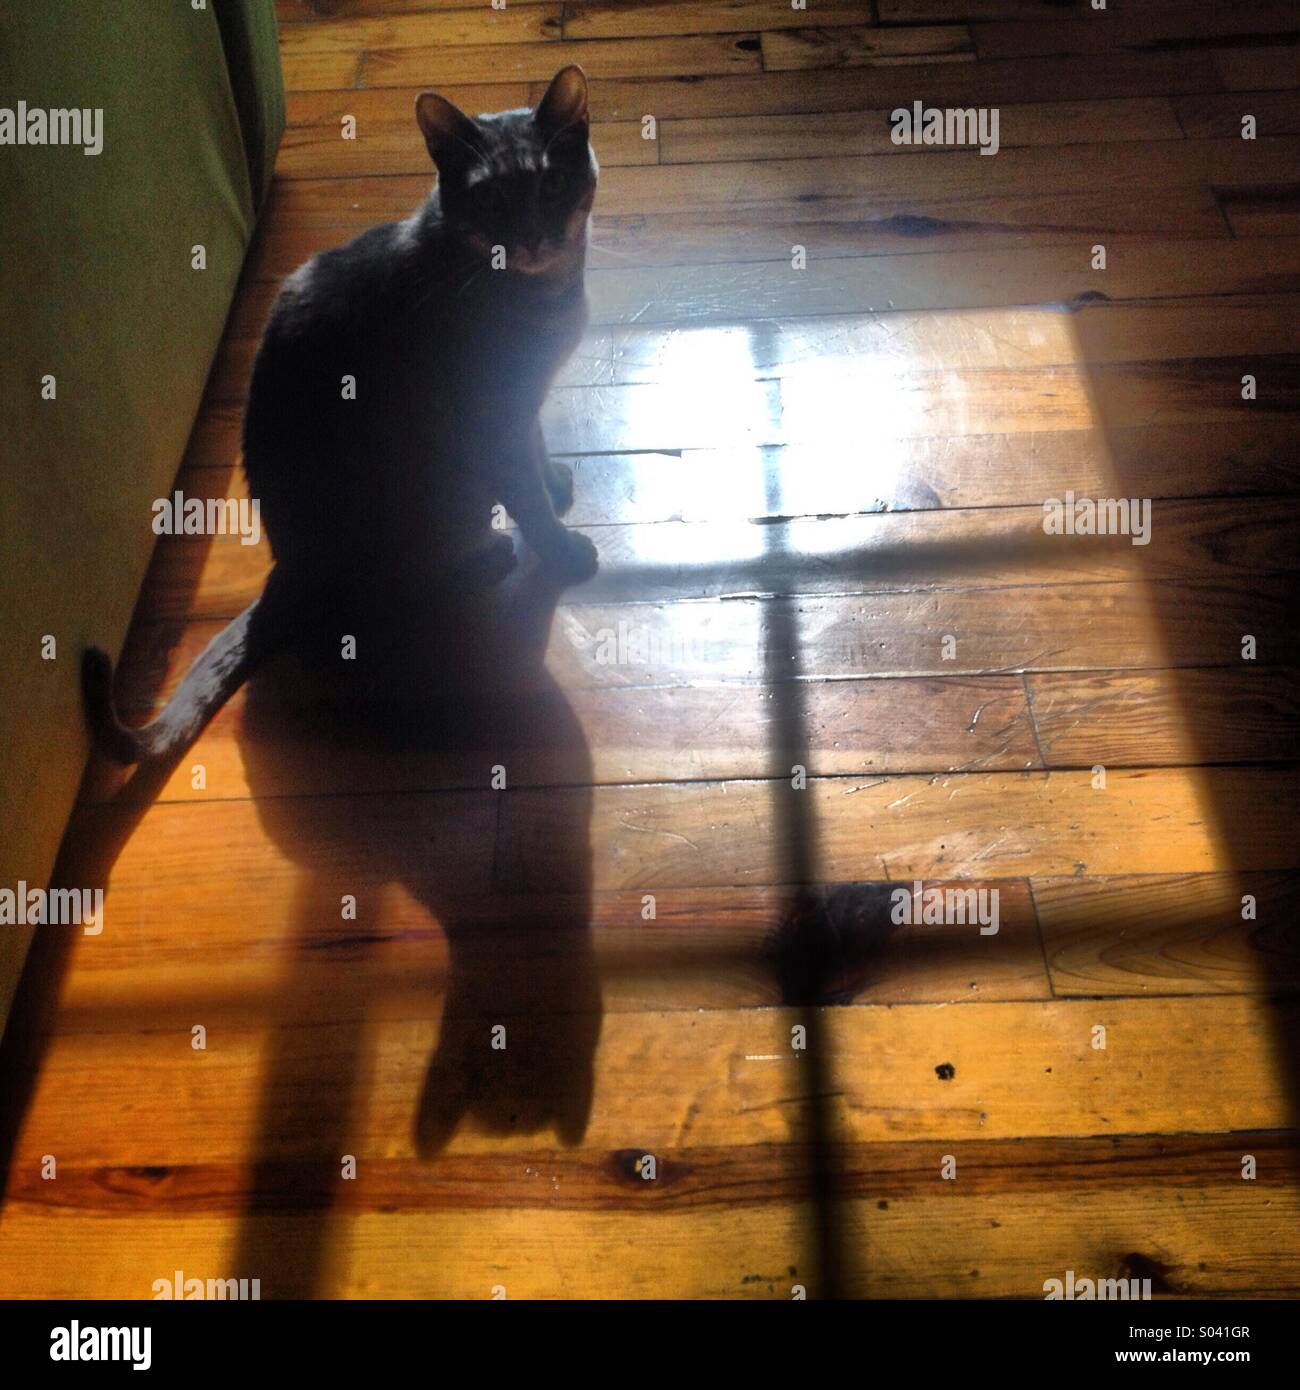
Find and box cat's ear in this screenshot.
[535,64,589,141]
[415,91,483,174]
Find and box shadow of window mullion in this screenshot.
[748,320,850,1300]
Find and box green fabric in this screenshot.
[216,0,286,209]
[0,1,284,1030]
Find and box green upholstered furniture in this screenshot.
[0,1,284,1031]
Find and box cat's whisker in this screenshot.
[454,264,488,299]
[407,270,446,313]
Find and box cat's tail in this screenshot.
[83,575,294,765]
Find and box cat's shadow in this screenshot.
[232,555,600,1291]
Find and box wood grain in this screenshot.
[207,297,1300,402]
[1214,45,1300,92]
[358,33,765,89]
[6,998,1297,1172]
[553,50,1231,121]
[1173,88,1300,137]
[8,0,1300,1305]
[973,4,1300,62]
[247,185,1228,280]
[1219,184,1300,238]
[278,0,554,16]
[133,494,1300,624]
[86,670,1042,801]
[179,415,1300,516]
[230,233,1300,336]
[659,97,1184,163]
[496,767,1300,889]
[108,577,1299,721]
[564,0,874,41]
[276,5,562,55]
[276,116,655,178]
[880,0,1237,17]
[2,1167,1297,1297]
[762,24,975,72]
[1028,669,1300,768]
[1034,871,1300,997]
[39,876,1051,1035]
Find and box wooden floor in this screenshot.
[3,0,1300,1298]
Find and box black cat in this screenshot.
[85,65,600,763]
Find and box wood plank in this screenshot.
[537,356,1295,452]
[2,1140,1298,1296]
[356,33,765,90]
[134,491,1300,625]
[659,97,1184,163]
[1034,871,1300,996]
[881,0,1235,16]
[43,870,1048,1032]
[1028,669,1300,768]
[278,0,554,16]
[108,577,1300,720]
[1174,87,1300,137]
[1219,183,1300,237]
[275,116,654,178]
[558,497,1300,600]
[178,407,1300,515]
[247,184,1227,281]
[240,134,1298,279]
[656,424,1300,515]
[93,666,1041,791]
[284,83,530,127]
[204,332,1300,448]
[564,0,873,41]
[582,187,1228,266]
[543,49,1229,122]
[275,4,562,55]
[1065,293,1300,365]
[762,24,975,72]
[882,0,1067,16]
[974,5,1300,61]
[1214,44,1300,92]
[498,767,1300,890]
[533,359,1300,454]
[231,233,1300,337]
[7,1129,1295,1216]
[570,237,1300,325]
[293,129,1267,222]
[207,297,1300,404]
[587,138,1300,216]
[13,0,1300,1310]
[551,579,1300,683]
[7,997,1296,1170]
[0,1202,816,1299]
[1085,355,1300,428]
[279,48,366,92]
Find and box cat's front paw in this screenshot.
[459,533,517,587]
[545,529,599,584]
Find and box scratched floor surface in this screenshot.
[2,0,1300,1297]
